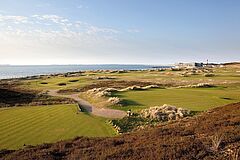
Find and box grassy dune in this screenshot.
[112,86,240,111]
[0,105,115,149]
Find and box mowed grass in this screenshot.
[21,76,94,91]
[112,86,240,111]
[0,105,115,150]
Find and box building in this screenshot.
[174,62,203,69]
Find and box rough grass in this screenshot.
[112,86,240,111]
[0,105,115,150]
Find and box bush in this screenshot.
[111,115,148,133]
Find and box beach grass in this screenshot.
[0,104,115,150]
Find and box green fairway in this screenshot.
[112,86,240,111]
[22,76,94,91]
[0,105,115,150]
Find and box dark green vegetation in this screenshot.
[2,102,239,160]
[0,88,74,108]
[111,114,159,133]
[0,105,115,150]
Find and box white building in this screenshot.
[174,62,203,69]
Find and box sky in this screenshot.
[0,0,239,65]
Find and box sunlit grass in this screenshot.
[0,104,115,149]
[111,86,240,111]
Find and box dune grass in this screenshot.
[0,104,115,150]
[112,86,240,112]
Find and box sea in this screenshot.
[0,64,171,80]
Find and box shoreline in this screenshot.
[0,65,172,81]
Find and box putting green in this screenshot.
[112,86,240,111]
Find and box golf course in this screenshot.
[0,64,240,150]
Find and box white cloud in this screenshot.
[32,14,69,25]
[0,14,122,64]
[29,14,118,36]
[0,15,28,23]
[87,26,119,34]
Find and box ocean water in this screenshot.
[0,64,170,80]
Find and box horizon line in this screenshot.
[0,63,174,66]
[0,60,238,66]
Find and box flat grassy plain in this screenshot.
[112,85,240,111]
[0,104,115,149]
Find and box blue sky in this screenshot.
[0,0,239,65]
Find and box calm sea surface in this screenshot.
[0,65,170,79]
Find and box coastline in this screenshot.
[0,64,172,80]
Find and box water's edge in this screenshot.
[0,65,172,80]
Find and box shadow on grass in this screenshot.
[111,92,124,98]
[121,99,142,106]
[77,103,91,115]
[109,99,144,112]
[110,105,146,112]
[219,97,234,100]
[0,89,36,106]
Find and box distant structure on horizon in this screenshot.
[174,62,203,69]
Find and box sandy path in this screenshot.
[48,90,126,119]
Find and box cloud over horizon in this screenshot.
[0,14,127,64]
